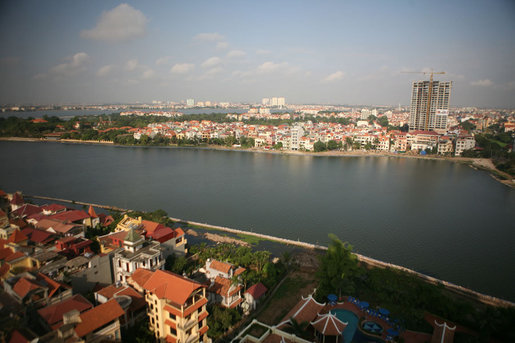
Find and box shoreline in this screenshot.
[24,194,515,308]
[2,136,513,187]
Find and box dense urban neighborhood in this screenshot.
[1,104,514,179]
[0,189,514,343]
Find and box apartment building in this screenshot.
[133,269,209,343]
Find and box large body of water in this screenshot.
[1,141,514,301]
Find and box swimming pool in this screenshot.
[362,321,383,334]
[330,309,358,343]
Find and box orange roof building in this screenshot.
[208,275,243,309]
[74,299,125,340]
[137,269,209,343]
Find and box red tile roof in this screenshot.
[141,220,163,233]
[87,205,98,218]
[0,247,13,260]
[8,229,28,244]
[278,295,325,329]
[245,282,267,300]
[10,192,24,205]
[36,219,78,234]
[5,251,25,263]
[142,269,205,305]
[128,268,154,288]
[37,294,93,329]
[208,276,241,297]
[37,272,70,298]
[209,260,233,274]
[11,204,42,218]
[74,299,125,337]
[13,277,41,298]
[49,210,89,223]
[41,204,67,213]
[96,284,145,312]
[0,263,10,278]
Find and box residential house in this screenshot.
[3,272,72,307]
[204,259,245,281]
[113,229,164,284]
[133,269,209,343]
[73,299,125,342]
[455,135,475,156]
[207,275,243,309]
[94,284,146,328]
[243,282,267,313]
[37,294,93,331]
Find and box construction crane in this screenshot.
[402,70,446,131]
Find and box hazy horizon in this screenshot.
[1,0,514,107]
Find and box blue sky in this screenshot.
[1,0,514,107]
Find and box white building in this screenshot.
[186,98,195,107]
[455,136,475,156]
[113,229,164,285]
[290,125,304,151]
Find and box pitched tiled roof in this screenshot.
[96,284,145,312]
[129,268,154,288]
[141,220,162,233]
[36,219,78,234]
[10,192,24,205]
[142,269,205,305]
[310,312,347,336]
[74,299,125,337]
[278,295,325,329]
[87,205,98,218]
[13,277,41,299]
[41,204,67,213]
[208,276,241,297]
[37,294,93,329]
[49,210,89,223]
[8,229,28,244]
[37,272,70,298]
[234,267,246,276]
[245,282,267,300]
[11,204,41,218]
[209,260,233,274]
[5,251,25,263]
[0,263,10,278]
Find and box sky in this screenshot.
[0,0,514,107]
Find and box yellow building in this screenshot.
[130,268,209,343]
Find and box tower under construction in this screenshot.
[409,79,452,132]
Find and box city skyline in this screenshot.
[1,0,514,107]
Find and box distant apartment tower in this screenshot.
[360,108,371,120]
[262,98,270,106]
[186,98,195,107]
[264,97,286,107]
[409,80,452,132]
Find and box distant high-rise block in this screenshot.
[186,98,195,107]
[409,80,452,132]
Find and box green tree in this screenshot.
[314,140,327,152]
[327,140,339,150]
[316,234,359,299]
[378,116,389,127]
[273,142,283,150]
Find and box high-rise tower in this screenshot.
[409,80,452,132]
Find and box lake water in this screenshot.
[1,141,514,301]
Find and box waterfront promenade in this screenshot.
[25,194,515,309]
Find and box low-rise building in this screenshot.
[455,135,475,156]
[113,229,164,284]
[135,269,209,343]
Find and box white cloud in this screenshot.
[216,41,229,49]
[141,69,155,80]
[206,67,223,75]
[125,59,138,71]
[470,79,493,87]
[155,56,171,66]
[170,63,195,74]
[257,61,289,73]
[96,65,114,77]
[50,52,90,76]
[201,57,222,68]
[323,71,345,82]
[194,32,224,41]
[227,50,246,58]
[81,4,147,42]
[256,49,271,55]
